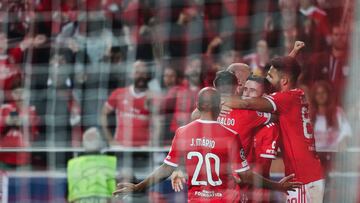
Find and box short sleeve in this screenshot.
[229,136,250,173]
[248,111,272,127]
[164,128,183,167]
[106,89,120,110]
[263,92,292,113]
[257,123,279,159]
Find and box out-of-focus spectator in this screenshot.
[0,31,23,103]
[298,0,330,53]
[203,36,242,86]
[299,0,330,34]
[0,82,39,170]
[310,81,351,152]
[278,0,298,30]
[101,60,153,146]
[156,65,181,145]
[67,127,116,203]
[46,48,81,147]
[167,5,204,57]
[170,56,203,133]
[243,39,270,76]
[105,46,128,91]
[309,80,352,188]
[305,24,349,104]
[7,1,36,39]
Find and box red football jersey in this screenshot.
[106,86,150,146]
[254,122,279,160]
[263,89,324,183]
[165,119,249,203]
[0,103,39,165]
[217,109,270,163]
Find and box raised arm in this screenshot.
[288,41,305,58]
[113,163,176,196]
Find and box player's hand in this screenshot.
[293,41,305,51]
[171,170,186,192]
[113,182,137,197]
[208,36,222,49]
[278,174,303,195]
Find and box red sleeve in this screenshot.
[164,128,184,167]
[8,47,24,64]
[234,110,271,133]
[248,110,271,127]
[263,92,292,114]
[256,123,279,159]
[106,89,121,110]
[229,135,250,173]
[0,106,6,135]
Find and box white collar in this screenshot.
[129,85,146,98]
[300,6,322,16]
[0,55,8,60]
[196,119,218,124]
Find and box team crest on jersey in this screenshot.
[240,149,246,160]
[256,111,263,117]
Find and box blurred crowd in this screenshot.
[0,0,355,169]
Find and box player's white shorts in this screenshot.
[286,179,325,203]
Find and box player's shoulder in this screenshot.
[290,88,305,95]
[219,124,239,136]
[233,108,262,118]
[269,89,304,98]
[226,108,250,118]
[175,120,199,134]
[0,103,14,109]
[109,87,128,99]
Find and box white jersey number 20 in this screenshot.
[187,151,222,186]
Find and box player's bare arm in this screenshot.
[288,41,305,57]
[171,166,302,194]
[223,96,274,113]
[288,41,305,58]
[100,104,116,145]
[113,163,176,196]
[237,171,302,194]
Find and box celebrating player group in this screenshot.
[113,41,325,203]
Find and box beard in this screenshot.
[134,77,150,90]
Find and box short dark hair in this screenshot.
[213,70,238,88]
[213,70,238,94]
[247,74,265,85]
[270,56,301,83]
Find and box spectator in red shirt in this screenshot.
[170,56,203,133]
[0,30,30,103]
[305,24,349,105]
[0,82,40,170]
[155,65,181,146]
[101,60,153,146]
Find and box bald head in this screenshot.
[226,63,251,95]
[197,87,221,117]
